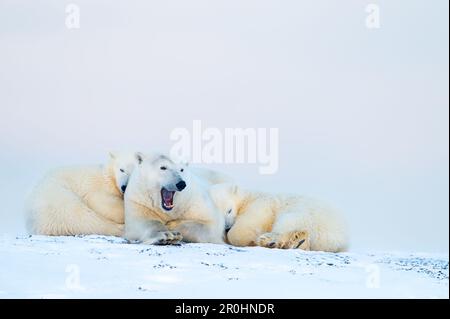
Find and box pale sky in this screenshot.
[0,0,448,253]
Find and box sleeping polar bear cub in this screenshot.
[210,184,349,252]
[25,152,138,236]
[124,153,226,245]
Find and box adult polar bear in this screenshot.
[25,152,137,236]
[124,153,226,245]
[210,184,349,252]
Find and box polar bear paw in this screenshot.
[256,231,310,250]
[148,231,183,245]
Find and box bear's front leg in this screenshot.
[143,230,183,245]
[125,200,183,245]
[136,220,183,245]
[166,219,224,244]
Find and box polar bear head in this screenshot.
[108,151,139,194]
[130,152,189,213]
[209,183,240,231]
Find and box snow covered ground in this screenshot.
[0,235,447,299]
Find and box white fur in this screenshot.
[210,184,349,252]
[190,166,234,185]
[25,152,137,236]
[124,153,226,245]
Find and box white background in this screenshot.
[0,0,448,253]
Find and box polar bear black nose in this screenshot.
[176,180,186,191]
[121,185,127,192]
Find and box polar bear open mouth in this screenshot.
[161,187,175,211]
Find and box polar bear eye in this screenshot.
[180,168,184,172]
[227,209,232,215]
[119,169,125,173]
[160,166,167,170]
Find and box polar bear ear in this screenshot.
[230,185,239,195]
[170,154,189,167]
[135,152,145,164]
[109,151,117,159]
[181,161,189,167]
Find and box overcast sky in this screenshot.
[0,0,448,253]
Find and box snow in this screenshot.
[0,235,447,299]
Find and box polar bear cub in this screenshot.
[124,153,226,245]
[25,152,138,236]
[210,184,349,252]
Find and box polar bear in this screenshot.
[124,153,226,245]
[25,151,138,236]
[209,184,349,252]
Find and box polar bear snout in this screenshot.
[120,185,127,193]
[176,180,186,191]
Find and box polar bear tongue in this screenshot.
[161,188,175,208]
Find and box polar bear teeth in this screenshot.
[161,188,175,211]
